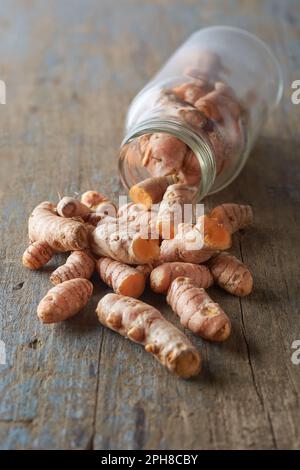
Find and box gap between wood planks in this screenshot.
[238,236,278,449]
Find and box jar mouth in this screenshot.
[119,118,216,201]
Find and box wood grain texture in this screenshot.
[0,0,300,450]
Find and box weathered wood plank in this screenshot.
[0,0,300,450]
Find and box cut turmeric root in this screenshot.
[91,219,160,265]
[96,257,146,298]
[159,215,231,264]
[129,175,177,209]
[96,293,201,378]
[37,278,93,323]
[200,215,231,250]
[57,197,91,218]
[210,203,253,234]
[150,262,213,294]
[167,277,231,342]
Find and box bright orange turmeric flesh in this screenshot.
[37,278,93,323]
[150,262,213,294]
[210,203,253,234]
[167,277,231,342]
[208,252,253,297]
[22,240,54,270]
[96,257,146,298]
[90,219,160,265]
[129,175,177,209]
[96,293,201,378]
[200,215,231,250]
[159,215,231,264]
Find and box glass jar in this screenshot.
[119,26,283,200]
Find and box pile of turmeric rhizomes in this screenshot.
[22,177,253,379]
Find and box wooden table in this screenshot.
[0,0,299,450]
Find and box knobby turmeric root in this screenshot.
[96,293,201,378]
[210,203,253,234]
[81,190,117,217]
[118,203,159,240]
[142,133,187,177]
[91,219,160,265]
[177,149,201,187]
[159,215,231,264]
[167,277,231,342]
[50,250,95,285]
[96,257,146,298]
[22,240,54,270]
[193,83,241,123]
[156,183,197,239]
[159,238,215,264]
[136,264,153,279]
[195,93,222,121]
[81,190,108,210]
[179,107,207,129]
[172,81,212,105]
[129,175,177,209]
[124,130,202,188]
[83,212,108,227]
[193,50,224,80]
[150,262,213,294]
[37,278,93,323]
[29,201,89,252]
[57,197,91,218]
[93,200,117,217]
[208,252,253,296]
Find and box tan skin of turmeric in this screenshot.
[210,203,253,234]
[208,252,253,297]
[23,185,254,380]
[22,240,54,270]
[167,277,231,342]
[96,293,201,378]
[28,201,89,252]
[37,278,93,324]
[50,250,95,285]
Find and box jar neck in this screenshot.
[120,118,216,201]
